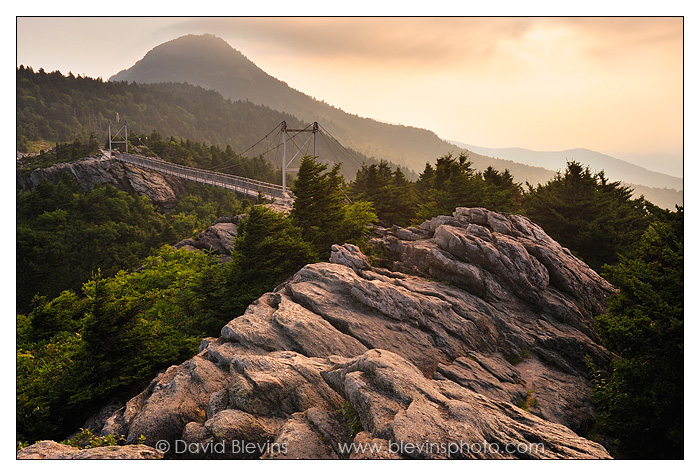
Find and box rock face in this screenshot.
[16,154,186,208]
[49,207,616,459]
[173,215,243,260]
[16,441,163,459]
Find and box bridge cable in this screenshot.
[208,122,285,172]
[236,121,286,160]
[318,124,366,171]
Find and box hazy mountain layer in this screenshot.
[453,142,682,190]
[109,34,682,209]
[110,34,455,173]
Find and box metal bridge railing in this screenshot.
[114,152,288,199]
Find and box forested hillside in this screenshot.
[16,66,411,181]
[16,62,682,459]
[16,133,287,313]
[110,34,456,172]
[17,65,298,154]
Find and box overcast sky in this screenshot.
[16,15,684,177]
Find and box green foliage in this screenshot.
[16,177,169,312]
[17,331,83,441]
[62,428,126,449]
[590,207,683,459]
[16,173,246,314]
[481,166,524,213]
[349,160,419,226]
[291,157,377,259]
[224,206,318,313]
[517,390,537,412]
[16,247,219,443]
[415,153,524,220]
[339,401,363,436]
[26,291,85,342]
[523,161,651,270]
[18,134,102,172]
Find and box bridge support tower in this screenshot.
[282,121,318,194]
[108,114,129,157]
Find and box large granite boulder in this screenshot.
[31,207,616,459]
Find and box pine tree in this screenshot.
[349,160,418,226]
[230,205,318,293]
[481,166,523,213]
[524,161,650,270]
[291,157,376,259]
[591,207,683,458]
[416,153,490,220]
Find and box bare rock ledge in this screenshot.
[22,207,615,459]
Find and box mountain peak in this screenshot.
[107,34,459,172]
[110,33,267,87]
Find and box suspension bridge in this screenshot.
[114,152,289,199]
[108,119,364,202]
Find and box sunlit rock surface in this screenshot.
[36,207,616,459]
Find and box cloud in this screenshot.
[171,16,681,93]
[15,16,683,167]
[176,17,543,69]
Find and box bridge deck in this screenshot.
[114,152,290,200]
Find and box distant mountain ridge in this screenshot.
[109,34,682,209]
[108,35,553,181]
[110,34,454,173]
[451,142,683,191]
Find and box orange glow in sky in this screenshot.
[16,16,683,176]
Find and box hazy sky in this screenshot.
[16,16,684,176]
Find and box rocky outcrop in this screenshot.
[171,192,292,259]
[265,196,294,214]
[321,349,608,459]
[48,207,615,459]
[17,154,186,208]
[173,215,243,260]
[16,440,163,459]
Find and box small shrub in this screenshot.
[62,428,126,449]
[339,401,363,436]
[517,390,536,412]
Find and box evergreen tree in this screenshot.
[17,247,212,443]
[523,161,650,270]
[480,166,523,213]
[591,207,683,458]
[349,160,418,226]
[229,205,318,301]
[291,157,376,259]
[415,153,523,220]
